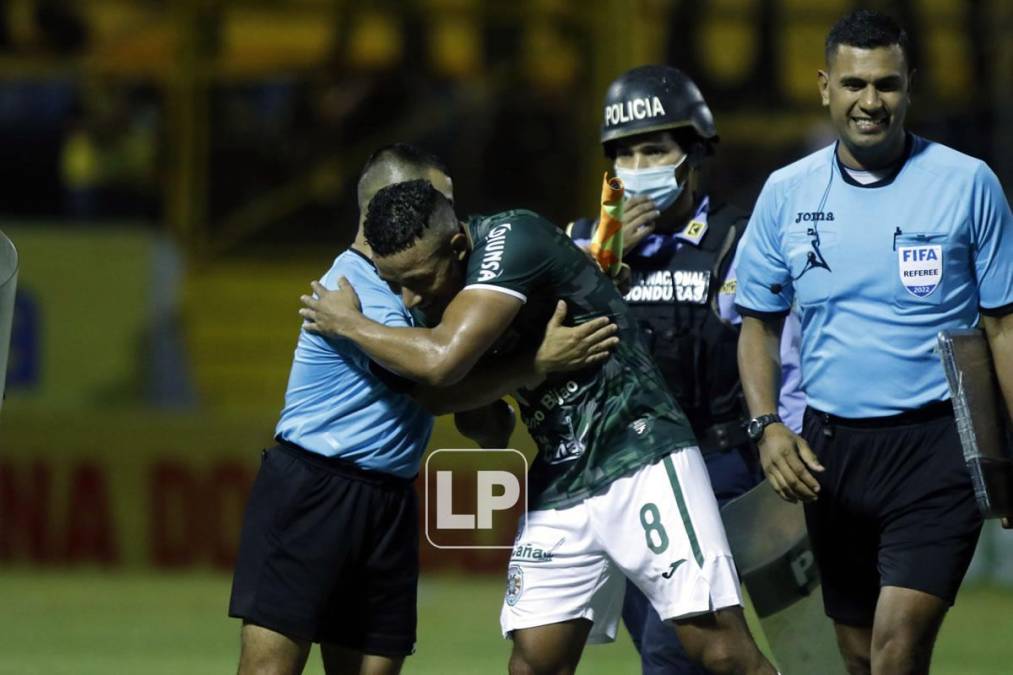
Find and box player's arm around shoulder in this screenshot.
[408,287,524,386]
[410,299,619,416]
[444,295,620,446]
[301,278,523,387]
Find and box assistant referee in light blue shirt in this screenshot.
[734,10,1012,675]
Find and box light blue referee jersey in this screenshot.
[275,249,434,478]
[735,134,1012,418]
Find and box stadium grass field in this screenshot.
[0,572,1010,674]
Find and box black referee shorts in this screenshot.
[802,403,983,627]
[229,442,419,657]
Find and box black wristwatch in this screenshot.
[746,413,783,443]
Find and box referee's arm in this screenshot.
[738,314,823,504]
[981,311,1013,529]
[981,312,1013,423]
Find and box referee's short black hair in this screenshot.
[825,9,911,69]
[356,143,450,210]
[364,179,452,257]
[359,143,449,180]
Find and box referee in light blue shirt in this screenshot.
[228,146,451,675]
[735,10,1012,675]
[273,247,433,477]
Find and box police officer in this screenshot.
[569,65,804,674]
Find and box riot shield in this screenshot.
[937,329,1012,519]
[721,482,846,674]
[0,231,17,414]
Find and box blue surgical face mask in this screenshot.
[614,155,688,212]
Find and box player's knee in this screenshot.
[871,626,931,673]
[508,651,536,675]
[833,622,872,673]
[695,638,753,675]
[237,653,296,675]
[238,627,307,675]
[675,610,767,674]
[838,650,872,675]
[508,648,575,675]
[698,648,735,674]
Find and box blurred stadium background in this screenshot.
[0,1,1010,673]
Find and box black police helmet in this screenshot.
[601,65,718,153]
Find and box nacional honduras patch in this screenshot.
[898,245,942,298]
[624,269,711,305]
[506,565,524,606]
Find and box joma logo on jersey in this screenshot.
[477,223,512,282]
[604,96,666,127]
[794,211,835,223]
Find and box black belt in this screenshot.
[697,419,750,455]
[807,400,953,430]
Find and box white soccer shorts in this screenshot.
[500,447,742,643]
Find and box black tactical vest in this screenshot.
[570,200,749,436]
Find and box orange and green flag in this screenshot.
[590,173,625,276]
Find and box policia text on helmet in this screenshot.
[601,65,718,239]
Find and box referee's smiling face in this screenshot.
[819,43,912,169]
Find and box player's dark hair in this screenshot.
[364,179,449,257]
[825,9,910,69]
[359,143,449,182]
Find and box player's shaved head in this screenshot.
[357,143,452,210]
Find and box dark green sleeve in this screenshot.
[465,212,555,302]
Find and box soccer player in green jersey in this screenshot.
[300,179,775,675]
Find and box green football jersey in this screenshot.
[465,209,697,510]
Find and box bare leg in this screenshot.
[834,623,873,675]
[670,606,777,675]
[320,643,404,675]
[238,622,312,675]
[870,586,947,675]
[508,618,592,675]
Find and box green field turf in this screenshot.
[0,572,1010,674]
